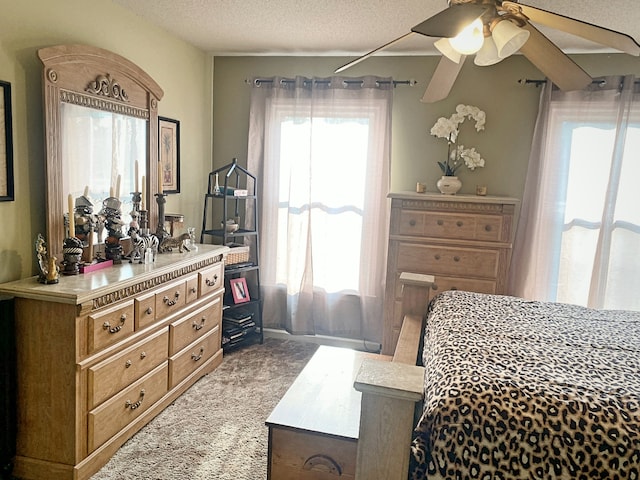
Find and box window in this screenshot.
[515,78,640,311]
[247,77,392,340]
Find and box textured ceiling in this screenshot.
[112,0,640,56]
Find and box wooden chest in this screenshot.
[266,346,386,480]
[382,192,519,355]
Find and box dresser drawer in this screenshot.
[269,427,357,480]
[430,276,497,296]
[199,263,223,296]
[398,211,503,242]
[397,243,499,279]
[134,291,156,330]
[88,329,169,409]
[88,362,168,453]
[155,280,187,319]
[169,296,221,355]
[185,275,199,304]
[88,300,135,353]
[168,328,221,389]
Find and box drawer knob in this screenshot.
[432,284,439,291]
[456,221,463,227]
[125,389,145,410]
[163,292,180,306]
[206,274,219,287]
[140,351,147,360]
[125,360,132,368]
[145,307,153,315]
[191,346,205,362]
[485,224,492,232]
[453,256,460,262]
[303,454,342,475]
[193,318,206,331]
[103,315,126,334]
[434,254,441,260]
[437,219,444,226]
[409,219,416,226]
[190,287,197,294]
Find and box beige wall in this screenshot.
[0,0,213,282]
[213,55,541,197]
[212,53,640,196]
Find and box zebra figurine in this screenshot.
[129,229,159,263]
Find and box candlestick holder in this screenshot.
[131,191,142,213]
[139,209,149,235]
[155,193,170,240]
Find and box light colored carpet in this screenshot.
[90,338,319,480]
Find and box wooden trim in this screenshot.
[38,44,164,261]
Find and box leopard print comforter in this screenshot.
[410,291,640,480]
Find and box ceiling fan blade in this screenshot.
[412,4,488,38]
[518,22,592,91]
[502,1,640,56]
[334,32,415,73]
[421,55,467,103]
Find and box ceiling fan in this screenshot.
[335,0,640,103]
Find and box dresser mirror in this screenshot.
[38,44,164,261]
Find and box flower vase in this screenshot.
[436,176,462,195]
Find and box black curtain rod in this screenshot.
[247,78,417,87]
[518,78,640,87]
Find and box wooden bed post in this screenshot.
[353,272,432,480]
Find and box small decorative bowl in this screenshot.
[222,222,239,233]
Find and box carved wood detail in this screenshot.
[85,74,129,102]
[401,199,506,213]
[91,255,223,310]
[60,90,148,119]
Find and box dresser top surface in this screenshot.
[389,191,520,205]
[0,244,229,305]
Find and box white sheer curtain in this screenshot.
[247,76,393,342]
[510,75,640,310]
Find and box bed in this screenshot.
[408,290,640,479]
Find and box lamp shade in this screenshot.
[449,18,484,55]
[492,19,530,58]
[474,36,503,66]
[434,38,463,63]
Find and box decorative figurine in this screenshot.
[61,236,84,275]
[35,234,59,284]
[100,196,125,263]
[159,233,191,253]
[128,227,159,264]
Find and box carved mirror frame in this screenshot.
[38,44,164,260]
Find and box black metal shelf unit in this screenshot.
[201,158,263,350]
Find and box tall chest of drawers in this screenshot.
[0,244,228,480]
[382,192,519,355]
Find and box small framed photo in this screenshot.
[230,277,250,304]
[0,80,14,202]
[158,116,180,194]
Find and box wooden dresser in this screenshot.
[382,192,519,355]
[0,244,228,480]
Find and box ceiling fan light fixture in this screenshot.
[434,38,463,63]
[492,19,530,58]
[449,18,484,55]
[474,36,503,66]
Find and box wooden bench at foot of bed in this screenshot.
[354,272,432,480]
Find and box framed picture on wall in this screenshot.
[0,80,14,202]
[158,116,180,194]
[230,277,250,304]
